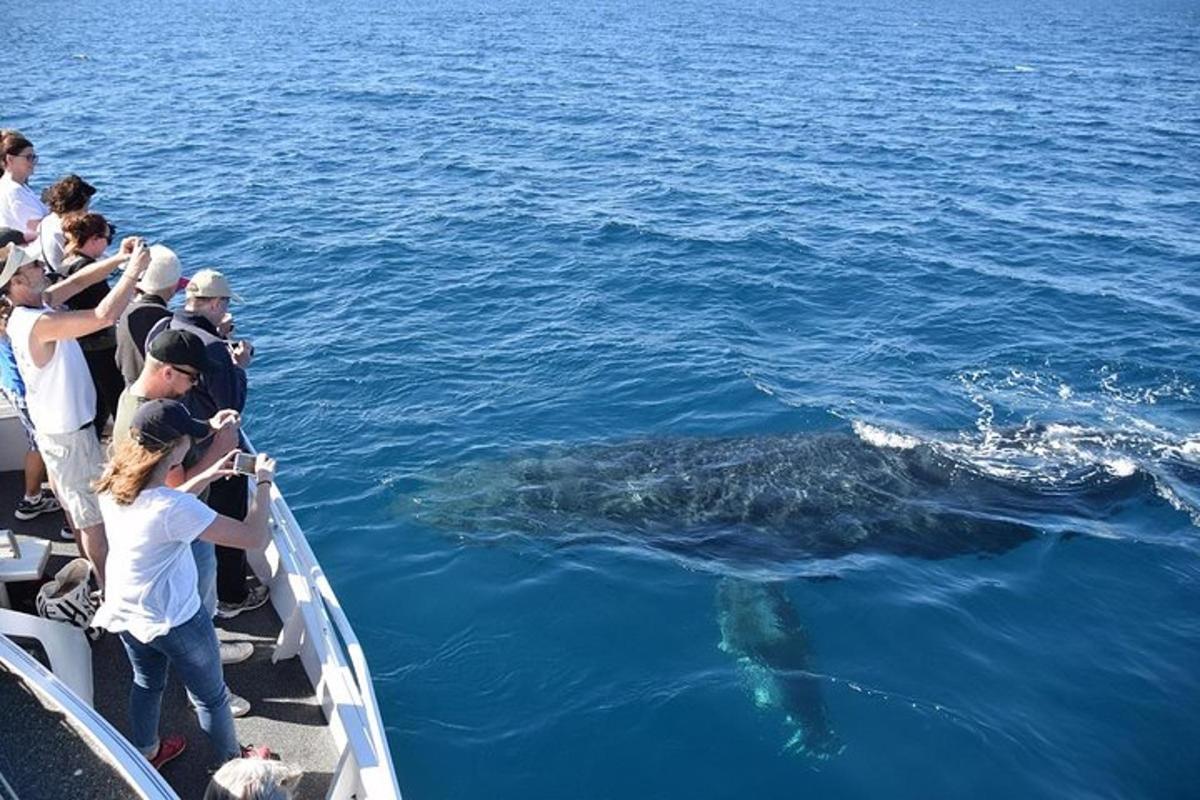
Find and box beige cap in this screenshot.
[138,245,186,293]
[0,244,39,292]
[185,268,242,302]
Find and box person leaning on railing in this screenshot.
[92,398,277,769]
[56,211,135,434]
[0,130,47,242]
[36,173,96,270]
[0,238,151,585]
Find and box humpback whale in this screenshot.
[411,427,1168,757]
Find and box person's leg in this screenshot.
[160,609,240,761]
[215,545,250,604]
[206,476,250,604]
[36,428,108,584]
[192,539,218,618]
[119,632,169,757]
[22,449,43,498]
[78,523,108,587]
[83,346,125,434]
[2,387,56,514]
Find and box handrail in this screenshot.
[243,434,400,797]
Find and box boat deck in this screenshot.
[0,469,337,800]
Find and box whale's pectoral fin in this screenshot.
[716,578,843,759]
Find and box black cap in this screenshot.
[148,329,211,373]
[0,228,25,248]
[130,399,210,450]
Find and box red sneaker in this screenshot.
[149,734,187,770]
[240,743,278,760]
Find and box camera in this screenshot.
[232,452,257,477]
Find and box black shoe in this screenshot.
[216,584,270,619]
[14,491,61,520]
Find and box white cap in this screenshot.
[138,245,185,293]
[0,244,39,292]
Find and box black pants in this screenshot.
[205,475,250,604]
[83,345,125,435]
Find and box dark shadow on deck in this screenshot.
[0,470,337,800]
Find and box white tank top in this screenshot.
[6,305,96,434]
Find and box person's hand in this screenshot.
[124,241,151,277]
[208,411,240,456]
[231,340,254,368]
[197,450,240,484]
[119,236,140,255]
[254,453,276,485]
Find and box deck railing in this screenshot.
[244,436,401,800]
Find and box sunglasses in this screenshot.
[12,153,38,164]
[104,224,117,245]
[172,365,201,384]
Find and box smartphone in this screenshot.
[232,452,256,477]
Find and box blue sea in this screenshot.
[15,0,1200,797]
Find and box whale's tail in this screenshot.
[716,578,843,759]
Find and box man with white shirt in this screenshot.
[0,240,150,585]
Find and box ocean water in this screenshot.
[15,0,1200,797]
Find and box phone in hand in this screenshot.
[232,452,256,477]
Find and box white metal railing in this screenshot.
[243,435,401,800]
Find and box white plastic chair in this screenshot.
[0,608,93,706]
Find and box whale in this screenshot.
[410,428,1162,757]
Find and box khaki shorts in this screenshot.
[35,427,105,529]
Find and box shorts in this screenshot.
[35,426,105,529]
[0,386,37,451]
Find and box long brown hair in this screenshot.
[94,436,178,505]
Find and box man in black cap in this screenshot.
[111,329,255,713]
[113,329,238,450]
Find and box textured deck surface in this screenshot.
[0,664,134,799]
[0,469,336,799]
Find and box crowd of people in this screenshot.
[0,128,292,781]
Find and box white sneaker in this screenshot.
[229,692,251,718]
[59,528,75,541]
[219,641,254,665]
[190,689,251,718]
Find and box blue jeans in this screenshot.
[192,539,217,618]
[119,607,239,762]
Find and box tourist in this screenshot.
[57,211,132,433]
[0,130,46,241]
[36,174,96,270]
[0,239,150,584]
[116,245,187,385]
[204,758,301,800]
[149,269,267,618]
[113,330,257,715]
[92,399,276,768]
[0,300,60,523]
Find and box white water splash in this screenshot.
[852,421,920,450]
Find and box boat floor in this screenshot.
[0,469,337,800]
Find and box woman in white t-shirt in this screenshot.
[0,130,47,240]
[93,398,277,770]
